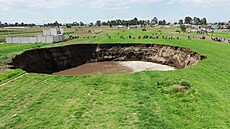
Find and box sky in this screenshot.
[0,0,229,24]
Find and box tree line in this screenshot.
[57,17,209,27]
[176,16,207,25]
[66,17,170,27]
[0,21,36,27]
[1,17,229,28]
[39,19,230,28]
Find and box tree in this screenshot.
[227,26,230,30]
[44,21,62,27]
[200,18,207,25]
[20,22,25,26]
[179,19,183,25]
[72,22,79,26]
[151,17,158,25]
[159,20,166,25]
[66,24,71,28]
[180,25,186,32]
[54,21,59,26]
[116,19,121,25]
[15,22,19,26]
[95,20,101,27]
[184,16,192,24]
[139,20,145,25]
[127,17,139,25]
[102,22,107,26]
[79,21,84,26]
[218,22,225,26]
[193,17,201,25]
[107,20,116,26]
[133,17,138,25]
[146,20,150,25]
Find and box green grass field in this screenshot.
[0,27,230,128]
[0,30,42,36]
[212,32,230,38]
[0,38,5,43]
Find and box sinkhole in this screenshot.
[10,44,206,76]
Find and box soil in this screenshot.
[54,61,131,76]
[54,61,175,76]
[75,29,92,34]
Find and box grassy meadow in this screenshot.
[0,26,230,128]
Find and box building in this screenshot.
[117,25,126,29]
[211,26,219,30]
[128,25,142,29]
[6,28,65,44]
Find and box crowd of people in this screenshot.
[67,31,230,44]
[211,37,225,42]
[118,32,182,40]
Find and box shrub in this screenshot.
[179,81,192,89]
[66,24,72,28]
[227,26,230,30]
[180,25,186,32]
[175,30,180,33]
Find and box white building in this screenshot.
[6,28,65,44]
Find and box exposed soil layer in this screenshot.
[11,44,206,74]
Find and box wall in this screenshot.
[6,35,64,43]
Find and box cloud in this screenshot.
[168,0,230,7]
[1,0,228,12]
[0,0,75,9]
[0,0,161,10]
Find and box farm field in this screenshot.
[0,27,230,128]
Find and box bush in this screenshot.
[227,26,230,30]
[66,24,72,28]
[175,30,180,33]
[179,81,192,89]
[180,25,186,32]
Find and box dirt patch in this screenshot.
[54,61,175,76]
[75,29,103,34]
[54,61,132,76]
[75,29,93,34]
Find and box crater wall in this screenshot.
[11,44,206,74]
